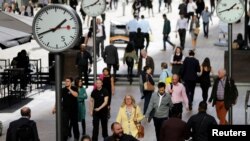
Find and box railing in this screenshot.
[245,90,250,125]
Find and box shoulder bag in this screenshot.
[144,74,155,91]
[134,106,144,138]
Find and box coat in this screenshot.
[103,45,119,65]
[116,105,144,138]
[208,77,238,110]
[6,117,40,141]
[163,18,171,35]
[77,87,88,121]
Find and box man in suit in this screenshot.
[182,50,200,110]
[103,43,119,79]
[6,107,40,141]
[138,49,154,75]
[75,44,92,88]
[208,69,238,125]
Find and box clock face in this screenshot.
[32,5,82,52]
[82,0,106,17]
[216,0,244,23]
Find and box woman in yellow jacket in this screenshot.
[116,95,144,138]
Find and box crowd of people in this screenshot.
[2,0,244,141]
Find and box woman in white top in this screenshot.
[187,0,197,23]
[84,27,94,57]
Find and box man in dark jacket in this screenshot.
[75,44,92,88]
[6,107,40,141]
[182,50,200,110]
[103,43,119,79]
[187,101,217,141]
[208,69,238,125]
[160,108,190,141]
[104,122,138,141]
[163,14,175,51]
[138,49,155,75]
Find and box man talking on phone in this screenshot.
[52,77,79,141]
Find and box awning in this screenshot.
[0,11,32,49]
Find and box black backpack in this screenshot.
[16,124,34,141]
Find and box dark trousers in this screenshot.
[187,12,194,23]
[163,34,175,50]
[143,91,153,114]
[96,37,104,57]
[107,64,117,79]
[126,58,134,79]
[178,29,186,49]
[129,32,137,43]
[169,103,183,119]
[92,113,108,141]
[153,117,168,141]
[201,85,209,102]
[143,32,150,50]
[203,22,209,37]
[62,111,79,141]
[184,80,196,107]
[78,65,89,87]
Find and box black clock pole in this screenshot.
[55,53,62,141]
[93,17,97,83]
[228,23,233,125]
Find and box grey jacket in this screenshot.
[145,92,173,118]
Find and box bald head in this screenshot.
[218,69,226,79]
[21,107,31,118]
[141,49,147,58]
[172,74,180,85]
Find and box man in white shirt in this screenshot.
[176,14,188,50]
[96,18,106,58]
[127,15,139,43]
[138,15,152,51]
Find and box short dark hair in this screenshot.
[163,14,166,18]
[65,77,73,82]
[161,62,168,69]
[189,50,195,56]
[158,82,166,89]
[81,135,91,141]
[143,66,151,72]
[198,101,207,111]
[111,122,120,130]
[141,15,144,19]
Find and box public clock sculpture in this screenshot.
[32,5,82,52]
[216,0,244,23]
[81,0,106,17]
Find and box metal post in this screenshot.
[245,0,248,46]
[55,53,62,141]
[228,23,233,125]
[93,17,97,83]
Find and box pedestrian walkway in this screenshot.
[0,0,249,141]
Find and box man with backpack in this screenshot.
[6,107,40,141]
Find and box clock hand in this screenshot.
[37,19,67,36]
[84,0,100,8]
[52,19,67,32]
[218,3,237,13]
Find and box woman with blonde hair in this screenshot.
[116,95,144,138]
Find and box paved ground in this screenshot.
[0,0,250,141]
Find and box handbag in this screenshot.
[165,71,172,85]
[144,74,155,91]
[194,28,200,35]
[134,107,144,138]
